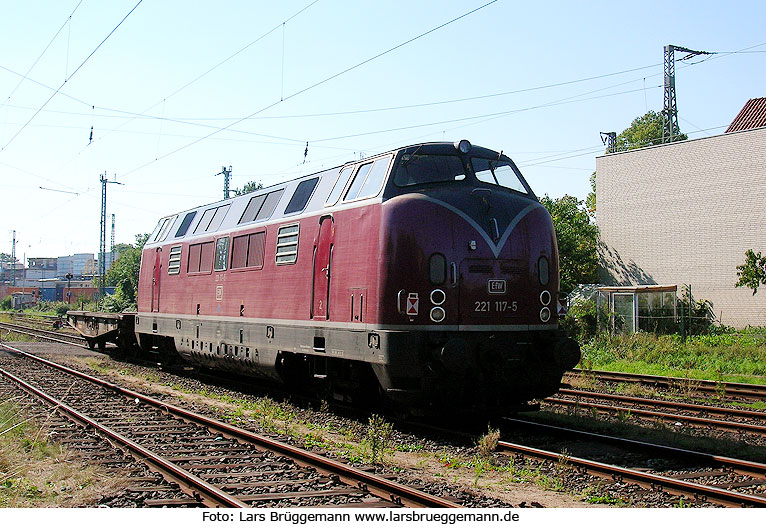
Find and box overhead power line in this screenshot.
[0,0,143,154]
[121,0,500,178]
[95,0,322,148]
[1,0,84,109]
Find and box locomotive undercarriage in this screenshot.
[380,329,580,414]
[125,313,579,415]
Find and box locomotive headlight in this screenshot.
[430,289,446,305]
[454,139,471,153]
[540,307,551,323]
[540,290,551,306]
[430,306,446,323]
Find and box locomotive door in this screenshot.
[151,247,162,312]
[311,216,334,320]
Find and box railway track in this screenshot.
[546,388,766,436]
[7,322,766,507]
[497,416,766,507]
[0,321,87,346]
[567,368,766,402]
[0,342,460,509]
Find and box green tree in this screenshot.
[540,195,599,292]
[233,180,263,196]
[585,171,596,216]
[736,249,766,295]
[614,110,687,152]
[104,233,149,308]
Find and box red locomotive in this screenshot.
[114,140,579,414]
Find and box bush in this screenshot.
[97,294,133,313]
[562,299,609,342]
[0,296,10,311]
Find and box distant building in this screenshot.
[25,257,57,280]
[56,253,96,278]
[596,99,766,328]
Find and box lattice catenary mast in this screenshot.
[663,44,712,143]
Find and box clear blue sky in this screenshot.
[1,0,764,259]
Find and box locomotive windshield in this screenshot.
[393,155,465,186]
[472,158,528,194]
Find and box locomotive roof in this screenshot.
[143,141,507,248]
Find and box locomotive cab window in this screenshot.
[472,158,527,194]
[393,155,465,187]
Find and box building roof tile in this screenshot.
[726,97,766,133]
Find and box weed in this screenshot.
[363,414,393,464]
[476,425,500,461]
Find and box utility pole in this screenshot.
[11,230,16,287]
[216,166,232,199]
[663,44,712,143]
[99,172,123,299]
[110,214,116,270]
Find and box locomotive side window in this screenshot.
[472,158,527,194]
[344,163,372,201]
[167,245,182,275]
[231,235,249,269]
[345,157,393,201]
[149,216,172,243]
[187,244,201,273]
[199,242,214,272]
[355,155,392,200]
[247,232,266,268]
[284,177,319,214]
[148,219,165,242]
[257,190,283,220]
[276,223,300,265]
[193,205,230,234]
[208,204,230,232]
[214,237,229,271]
[239,189,284,224]
[193,208,216,234]
[188,241,214,273]
[231,231,265,270]
[239,194,266,224]
[393,155,465,186]
[175,211,197,238]
[157,215,177,241]
[325,166,353,206]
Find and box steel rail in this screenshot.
[0,342,460,508]
[544,396,766,435]
[502,416,766,477]
[0,322,86,347]
[557,388,766,421]
[496,438,766,507]
[0,364,247,508]
[568,368,766,400]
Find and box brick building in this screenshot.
[596,103,766,327]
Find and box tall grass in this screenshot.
[580,329,766,383]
